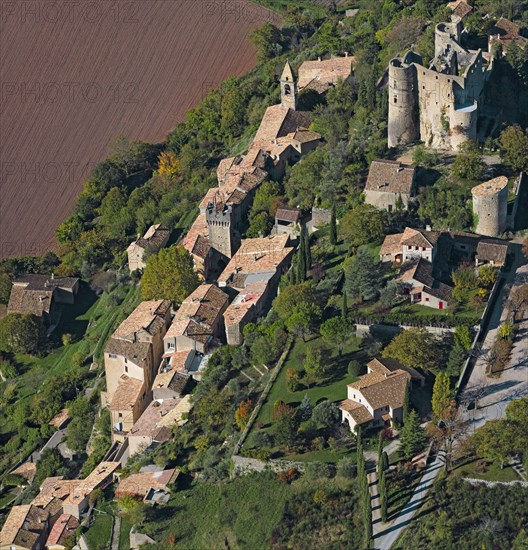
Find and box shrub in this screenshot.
[336,457,356,478]
[348,360,362,377]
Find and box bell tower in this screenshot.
[280,60,296,111]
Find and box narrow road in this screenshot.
[372,252,528,549]
[372,453,444,550]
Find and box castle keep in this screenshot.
[471,176,509,237]
[387,20,494,149]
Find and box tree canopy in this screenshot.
[382,328,440,372]
[141,246,199,304]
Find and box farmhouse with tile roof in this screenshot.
[339,358,412,433]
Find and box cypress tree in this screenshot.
[330,204,337,245]
[342,289,348,319]
[381,451,389,472]
[301,224,311,269]
[402,381,410,424]
[296,249,306,282]
[379,469,388,523]
[377,430,384,472]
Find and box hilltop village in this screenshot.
[1,1,528,549]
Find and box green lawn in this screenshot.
[253,335,362,427]
[84,508,114,550]
[452,459,521,482]
[142,473,293,549]
[119,517,133,550]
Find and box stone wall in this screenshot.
[473,184,508,237]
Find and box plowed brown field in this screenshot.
[0,0,278,258]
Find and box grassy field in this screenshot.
[119,517,133,550]
[142,473,293,549]
[84,500,114,550]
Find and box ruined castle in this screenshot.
[387,20,495,149]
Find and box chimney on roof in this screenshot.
[51,273,55,280]
[426,225,432,232]
[318,56,321,62]
[344,52,349,57]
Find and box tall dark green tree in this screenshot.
[402,381,410,424]
[301,225,312,270]
[330,204,337,245]
[399,410,427,461]
[342,290,348,319]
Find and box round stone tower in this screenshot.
[471,176,509,237]
[387,55,418,148]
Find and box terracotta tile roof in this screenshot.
[0,504,49,549]
[11,462,37,483]
[275,207,301,224]
[252,105,314,148]
[223,282,268,326]
[277,129,321,145]
[217,156,239,181]
[339,400,373,425]
[7,285,54,317]
[108,375,144,411]
[156,394,193,427]
[298,56,354,93]
[32,478,80,508]
[165,284,228,341]
[380,233,404,256]
[494,17,521,36]
[401,228,441,248]
[368,357,424,381]
[116,468,179,498]
[448,0,472,19]
[471,176,508,197]
[74,462,120,494]
[476,240,509,263]
[129,399,179,440]
[132,224,170,250]
[218,235,293,286]
[365,160,416,195]
[45,514,79,547]
[105,338,151,367]
[156,349,194,387]
[183,213,209,255]
[13,274,78,290]
[348,369,410,411]
[112,300,170,340]
[398,258,435,286]
[422,282,453,303]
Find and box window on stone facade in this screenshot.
[394,96,398,103]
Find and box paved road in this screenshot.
[372,454,444,550]
[372,251,528,549]
[461,254,528,433]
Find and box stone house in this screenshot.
[7,274,79,332]
[274,207,302,236]
[475,240,509,267]
[339,359,413,433]
[297,55,355,95]
[398,258,453,310]
[103,300,171,440]
[364,160,417,212]
[127,224,170,272]
[127,399,180,458]
[163,284,229,355]
[489,17,528,52]
[115,467,179,505]
[380,227,441,264]
[153,349,195,399]
[219,235,294,345]
[0,504,50,550]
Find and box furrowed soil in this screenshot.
[0,0,279,258]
